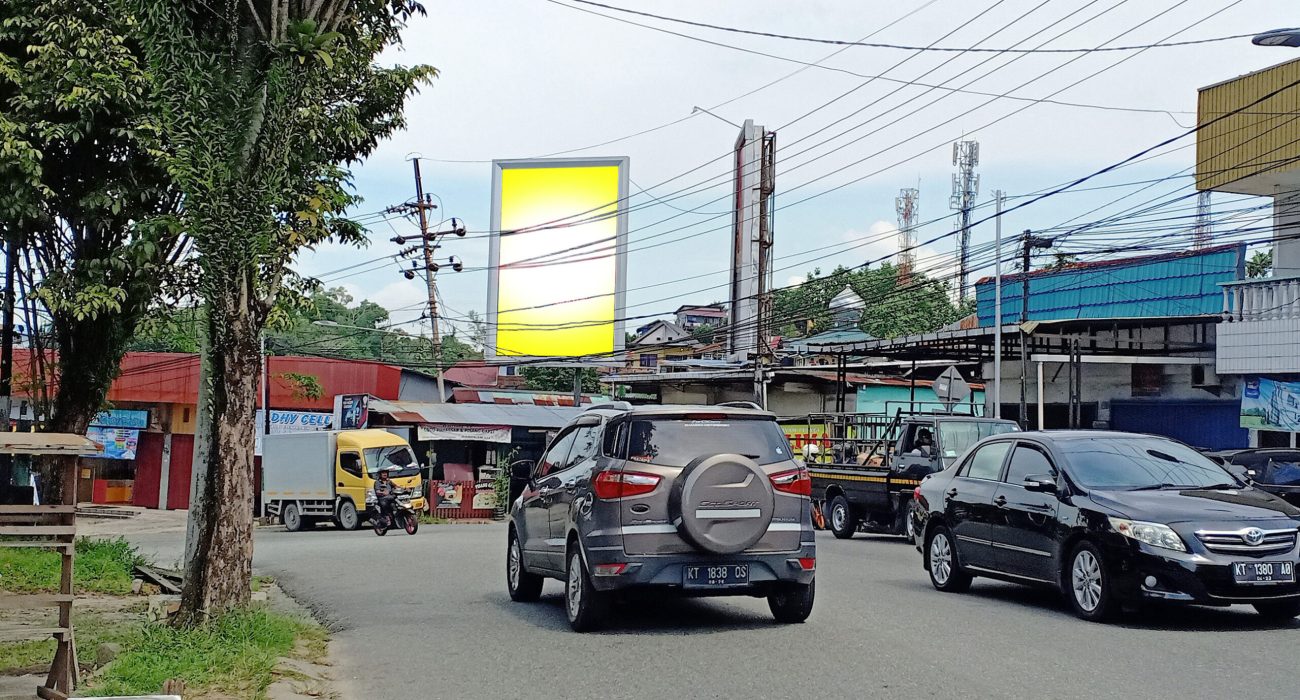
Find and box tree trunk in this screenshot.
[40,316,134,505]
[178,297,260,622]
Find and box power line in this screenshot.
[566,0,1257,53]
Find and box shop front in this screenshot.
[85,409,149,504]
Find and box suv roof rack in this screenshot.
[716,401,763,410]
[583,401,632,412]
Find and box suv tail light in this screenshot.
[770,467,812,496]
[593,470,661,499]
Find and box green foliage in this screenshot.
[773,264,968,340]
[1247,249,1273,279]
[520,367,601,393]
[0,536,146,594]
[277,371,323,400]
[89,607,313,697]
[0,609,137,674]
[1040,253,1080,271]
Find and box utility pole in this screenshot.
[754,130,776,409]
[992,191,1004,419]
[0,236,13,487]
[729,119,776,407]
[411,159,446,403]
[895,187,919,285]
[951,140,980,299]
[1018,229,1053,429]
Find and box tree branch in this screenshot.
[244,0,268,38]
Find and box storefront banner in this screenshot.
[1242,377,1300,431]
[434,481,465,509]
[418,424,512,444]
[86,427,139,460]
[335,394,370,430]
[90,409,149,429]
[255,410,334,456]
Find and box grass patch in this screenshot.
[252,575,275,592]
[90,608,313,698]
[417,513,450,525]
[0,537,145,595]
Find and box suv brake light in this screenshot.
[770,467,812,496]
[593,470,661,499]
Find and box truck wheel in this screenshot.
[334,500,360,531]
[828,495,858,540]
[282,503,303,532]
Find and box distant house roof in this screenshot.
[675,303,726,314]
[450,388,610,406]
[442,360,499,388]
[368,398,583,429]
[974,243,1244,326]
[630,319,694,348]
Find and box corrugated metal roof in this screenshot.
[974,245,1242,327]
[368,399,583,429]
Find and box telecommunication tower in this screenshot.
[895,188,919,284]
[1193,190,1211,250]
[950,140,980,298]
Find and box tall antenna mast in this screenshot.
[1194,190,1212,250]
[895,188,919,284]
[950,140,980,299]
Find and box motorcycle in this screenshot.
[372,487,419,536]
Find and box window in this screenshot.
[539,430,578,477]
[639,354,658,368]
[564,426,602,470]
[625,418,790,467]
[340,452,363,479]
[960,441,1012,481]
[1004,444,1055,486]
[1058,437,1239,490]
[937,421,1020,465]
[363,446,420,478]
[602,421,626,458]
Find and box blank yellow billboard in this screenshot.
[488,158,628,359]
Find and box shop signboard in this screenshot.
[255,410,334,455]
[90,409,149,429]
[1242,377,1300,431]
[418,423,512,444]
[85,427,139,460]
[434,481,465,509]
[334,394,370,430]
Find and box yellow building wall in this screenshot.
[1197,57,1300,194]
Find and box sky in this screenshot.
[292,0,1298,344]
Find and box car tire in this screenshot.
[926,525,972,593]
[828,495,858,540]
[1066,541,1115,622]
[768,578,815,623]
[565,549,610,632]
[334,500,360,531]
[1252,600,1300,621]
[282,503,303,533]
[507,530,543,603]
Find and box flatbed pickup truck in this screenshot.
[783,411,1019,541]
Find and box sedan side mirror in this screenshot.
[510,460,535,481]
[1023,474,1057,493]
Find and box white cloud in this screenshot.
[785,275,806,287]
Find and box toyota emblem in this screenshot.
[1244,528,1265,546]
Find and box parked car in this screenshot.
[505,402,817,631]
[1213,450,1300,507]
[912,431,1300,622]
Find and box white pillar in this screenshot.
[1036,361,1045,430]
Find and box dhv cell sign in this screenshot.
[269,411,333,431]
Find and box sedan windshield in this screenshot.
[1059,437,1240,490]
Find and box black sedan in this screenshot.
[911,431,1300,622]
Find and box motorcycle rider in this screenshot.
[374,469,398,524]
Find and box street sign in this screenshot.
[933,366,971,404]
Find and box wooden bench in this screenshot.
[0,504,78,700]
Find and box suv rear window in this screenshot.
[625,418,791,467]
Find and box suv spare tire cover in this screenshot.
[670,454,775,554]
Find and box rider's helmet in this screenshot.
[378,469,391,480]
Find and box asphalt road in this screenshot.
[127,524,1299,699]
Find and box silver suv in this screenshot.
[505,402,816,631]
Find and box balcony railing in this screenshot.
[1221,275,1300,322]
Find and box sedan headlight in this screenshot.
[1108,517,1186,552]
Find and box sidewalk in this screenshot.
[76,507,189,538]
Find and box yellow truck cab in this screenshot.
[263,429,425,532]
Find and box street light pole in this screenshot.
[1252,29,1300,47]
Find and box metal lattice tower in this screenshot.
[895,188,919,284]
[950,140,980,298]
[1193,190,1211,250]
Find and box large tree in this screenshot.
[121,0,434,619]
[0,0,185,503]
